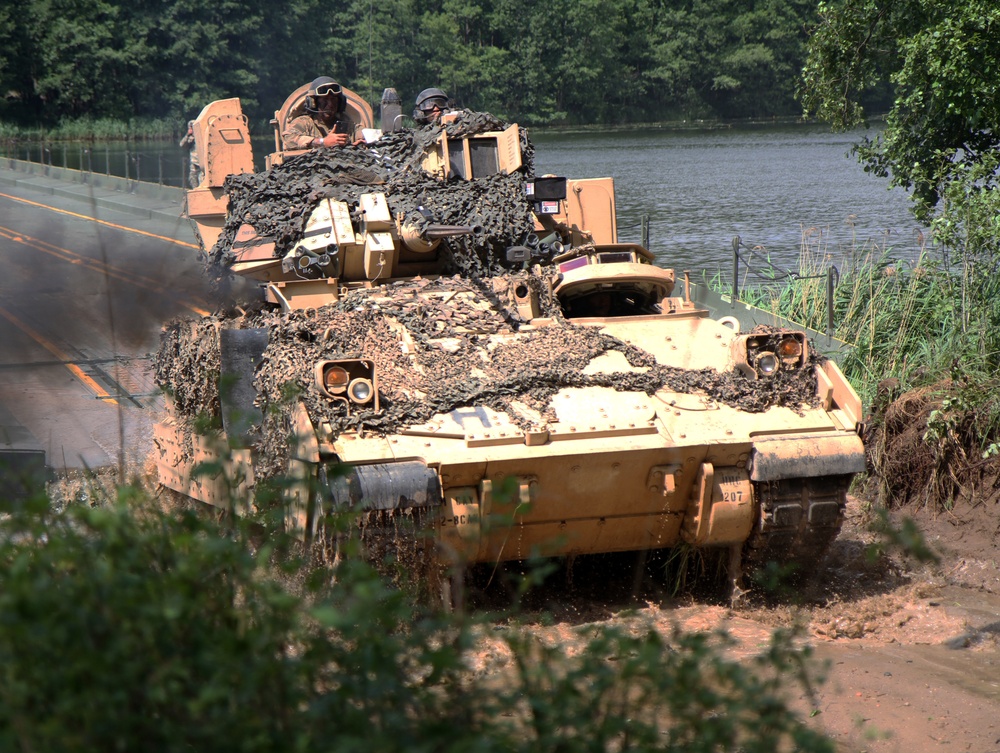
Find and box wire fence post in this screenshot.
[826,266,835,339]
[731,235,740,309]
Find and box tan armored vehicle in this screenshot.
[154,86,865,597]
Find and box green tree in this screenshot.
[417,0,511,115]
[645,5,709,119]
[0,0,832,129]
[553,0,641,124]
[248,0,332,122]
[143,0,268,121]
[798,0,1000,496]
[712,0,816,118]
[32,0,141,120]
[486,0,568,122]
[318,0,429,120]
[800,0,1000,223]
[0,1,42,123]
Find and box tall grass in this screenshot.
[745,224,1000,501]
[0,116,182,141]
[735,226,1000,403]
[2,115,277,143]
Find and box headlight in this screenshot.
[756,352,778,375]
[347,378,374,404]
[315,359,380,412]
[777,336,803,359]
[731,329,808,379]
[321,365,350,394]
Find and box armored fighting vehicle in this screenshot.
[153,86,865,598]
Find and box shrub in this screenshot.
[0,485,833,752]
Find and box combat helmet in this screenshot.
[305,76,346,115]
[413,87,449,124]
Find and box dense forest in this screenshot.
[0,0,892,131]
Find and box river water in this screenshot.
[531,123,927,273]
[6,123,925,274]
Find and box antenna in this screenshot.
[368,0,374,104]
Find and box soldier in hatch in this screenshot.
[282,76,362,150]
[412,88,453,125]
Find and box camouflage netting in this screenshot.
[155,112,824,479]
[156,318,222,420]
[206,111,537,289]
[155,275,822,479]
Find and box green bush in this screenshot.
[0,486,833,752]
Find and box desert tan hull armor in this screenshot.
[154,92,865,589]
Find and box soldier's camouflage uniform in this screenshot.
[282,113,359,150]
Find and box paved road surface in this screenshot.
[0,161,210,470]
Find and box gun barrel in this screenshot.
[423,224,475,240]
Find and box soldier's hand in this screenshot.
[315,132,349,148]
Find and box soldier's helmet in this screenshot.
[413,88,449,124]
[305,76,345,115]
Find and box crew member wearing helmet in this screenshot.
[282,76,360,150]
[413,87,451,125]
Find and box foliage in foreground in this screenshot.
[0,486,833,752]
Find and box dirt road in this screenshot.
[493,498,1000,752]
[795,499,1000,751]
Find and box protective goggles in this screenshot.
[419,97,447,113]
[314,82,342,97]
